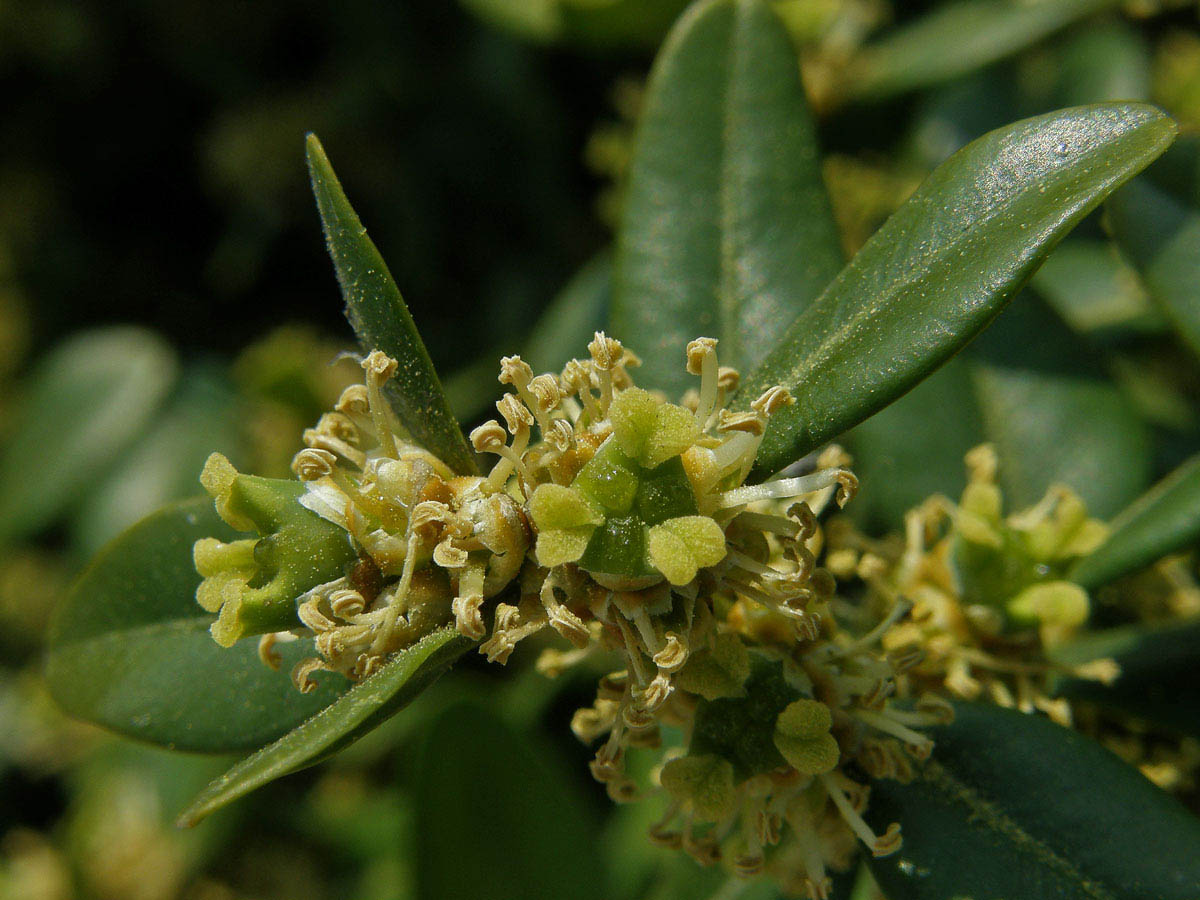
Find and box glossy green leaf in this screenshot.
[740,103,1175,478]
[841,0,1118,104]
[72,364,243,558]
[867,702,1200,900]
[306,134,476,475]
[1031,238,1162,339]
[612,0,841,397]
[0,327,177,545]
[178,626,473,826]
[414,702,608,900]
[1051,617,1200,738]
[1108,174,1200,360]
[1071,453,1200,590]
[45,498,348,753]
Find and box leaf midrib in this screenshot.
[923,760,1116,900]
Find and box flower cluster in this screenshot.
[194,333,943,899]
[823,445,1120,726]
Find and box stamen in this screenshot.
[717,469,857,510]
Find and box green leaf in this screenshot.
[1053,20,1151,108]
[1051,617,1200,738]
[72,364,243,558]
[866,702,1200,900]
[1107,172,1200,361]
[443,252,610,422]
[612,0,841,397]
[845,357,980,532]
[966,297,1152,518]
[177,626,473,826]
[305,133,477,475]
[414,701,608,900]
[841,0,1119,104]
[1031,238,1162,340]
[740,103,1175,478]
[1071,453,1200,590]
[45,498,348,753]
[0,327,177,545]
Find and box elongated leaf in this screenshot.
[967,297,1152,518]
[46,499,348,752]
[1054,21,1150,108]
[415,702,608,900]
[612,0,841,397]
[306,134,476,474]
[1071,453,1200,590]
[1108,175,1200,360]
[178,626,473,826]
[867,702,1200,899]
[72,365,243,557]
[0,327,177,544]
[1051,617,1200,738]
[741,103,1175,478]
[841,0,1118,104]
[1031,238,1161,339]
[845,358,980,532]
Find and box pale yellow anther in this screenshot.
[561,359,592,392]
[433,540,469,568]
[452,594,486,640]
[498,355,534,389]
[716,367,740,392]
[292,447,337,481]
[496,393,534,433]
[527,374,563,412]
[329,589,366,618]
[965,443,998,484]
[334,384,370,417]
[685,337,718,376]
[716,410,765,436]
[587,332,623,369]
[653,633,688,673]
[546,418,575,452]
[751,385,793,417]
[313,412,360,445]
[470,421,508,454]
[362,350,398,380]
[258,633,283,670]
[291,657,330,694]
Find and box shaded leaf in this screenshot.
[1051,617,1200,738]
[867,702,1200,899]
[967,297,1152,518]
[306,134,476,474]
[841,0,1119,104]
[178,626,473,826]
[1071,453,1200,589]
[0,327,177,545]
[741,103,1175,478]
[72,364,243,558]
[414,701,608,900]
[1031,238,1162,340]
[613,0,841,397]
[443,252,610,422]
[46,498,348,753]
[1107,172,1200,360]
[1053,20,1150,108]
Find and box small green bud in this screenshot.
[647,516,727,586]
[675,632,750,700]
[196,453,357,646]
[773,699,839,776]
[1006,580,1089,646]
[659,754,737,822]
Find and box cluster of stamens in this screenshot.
[196,333,945,898]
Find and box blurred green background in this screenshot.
[2,0,1200,897]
